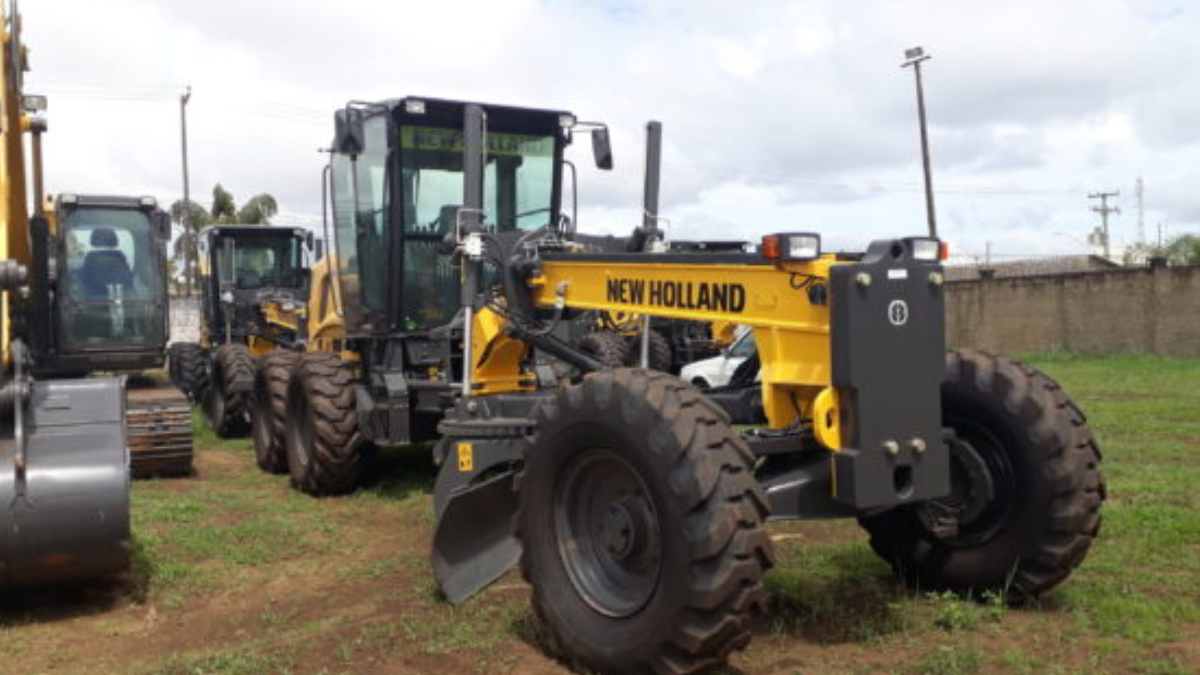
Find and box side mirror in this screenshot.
[592,127,613,170]
[333,107,365,155]
[304,229,315,251]
[153,211,171,240]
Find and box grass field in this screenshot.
[1,355,1197,675]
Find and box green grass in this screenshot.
[3,355,1196,675]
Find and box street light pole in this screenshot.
[902,47,937,239]
[180,85,193,296]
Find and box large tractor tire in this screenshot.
[624,330,673,373]
[859,349,1105,600]
[202,344,256,438]
[252,350,300,474]
[285,352,364,496]
[518,369,774,675]
[168,342,209,401]
[577,331,629,369]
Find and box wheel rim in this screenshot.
[916,418,1017,547]
[553,448,662,618]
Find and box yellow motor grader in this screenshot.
[266,97,1104,674]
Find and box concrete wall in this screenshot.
[945,265,1200,358]
[169,295,201,344]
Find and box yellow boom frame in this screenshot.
[469,254,846,450]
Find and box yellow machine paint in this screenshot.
[469,255,845,449]
[0,7,30,367]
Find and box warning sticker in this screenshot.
[457,443,473,472]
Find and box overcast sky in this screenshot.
[22,0,1200,261]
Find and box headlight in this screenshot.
[761,232,821,262]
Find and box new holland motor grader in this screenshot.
[275,97,1104,674]
[0,1,129,588]
[168,224,312,440]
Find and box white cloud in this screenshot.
[19,0,1200,258]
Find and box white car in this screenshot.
[680,330,756,389]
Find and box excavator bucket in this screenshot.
[431,468,522,604]
[1,378,130,588]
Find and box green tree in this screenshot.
[1124,233,1200,267]
[211,184,237,223]
[168,198,211,293]
[237,193,279,224]
[1164,234,1200,265]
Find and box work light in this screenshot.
[404,99,426,115]
[761,232,821,261]
[909,237,942,262]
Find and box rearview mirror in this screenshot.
[153,211,171,240]
[592,127,613,170]
[333,107,365,155]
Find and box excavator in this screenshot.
[0,1,129,587]
[265,97,1103,674]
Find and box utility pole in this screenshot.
[1088,190,1119,259]
[180,85,193,296]
[1135,178,1145,245]
[902,46,937,239]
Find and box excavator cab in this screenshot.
[29,194,171,375]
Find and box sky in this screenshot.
[20,0,1200,263]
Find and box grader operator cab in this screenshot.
[168,224,310,439]
[25,194,194,477]
[266,96,1104,674]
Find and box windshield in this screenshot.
[397,125,556,330]
[215,232,304,290]
[60,206,163,349]
[399,125,556,234]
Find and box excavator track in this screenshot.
[125,378,195,478]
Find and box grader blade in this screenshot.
[431,469,522,604]
[0,378,130,588]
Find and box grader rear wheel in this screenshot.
[518,369,774,675]
[623,330,673,373]
[285,352,364,496]
[202,344,256,438]
[858,349,1105,599]
[253,350,300,474]
[577,331,629,369]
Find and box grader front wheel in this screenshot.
[285,352,364,496]
[518,369,774,675]
[202,344,256,438]
[859,350,1105,599]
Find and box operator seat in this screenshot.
[80,227,134,297]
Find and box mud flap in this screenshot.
[430,436,524,604]
[1,377,130,588]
